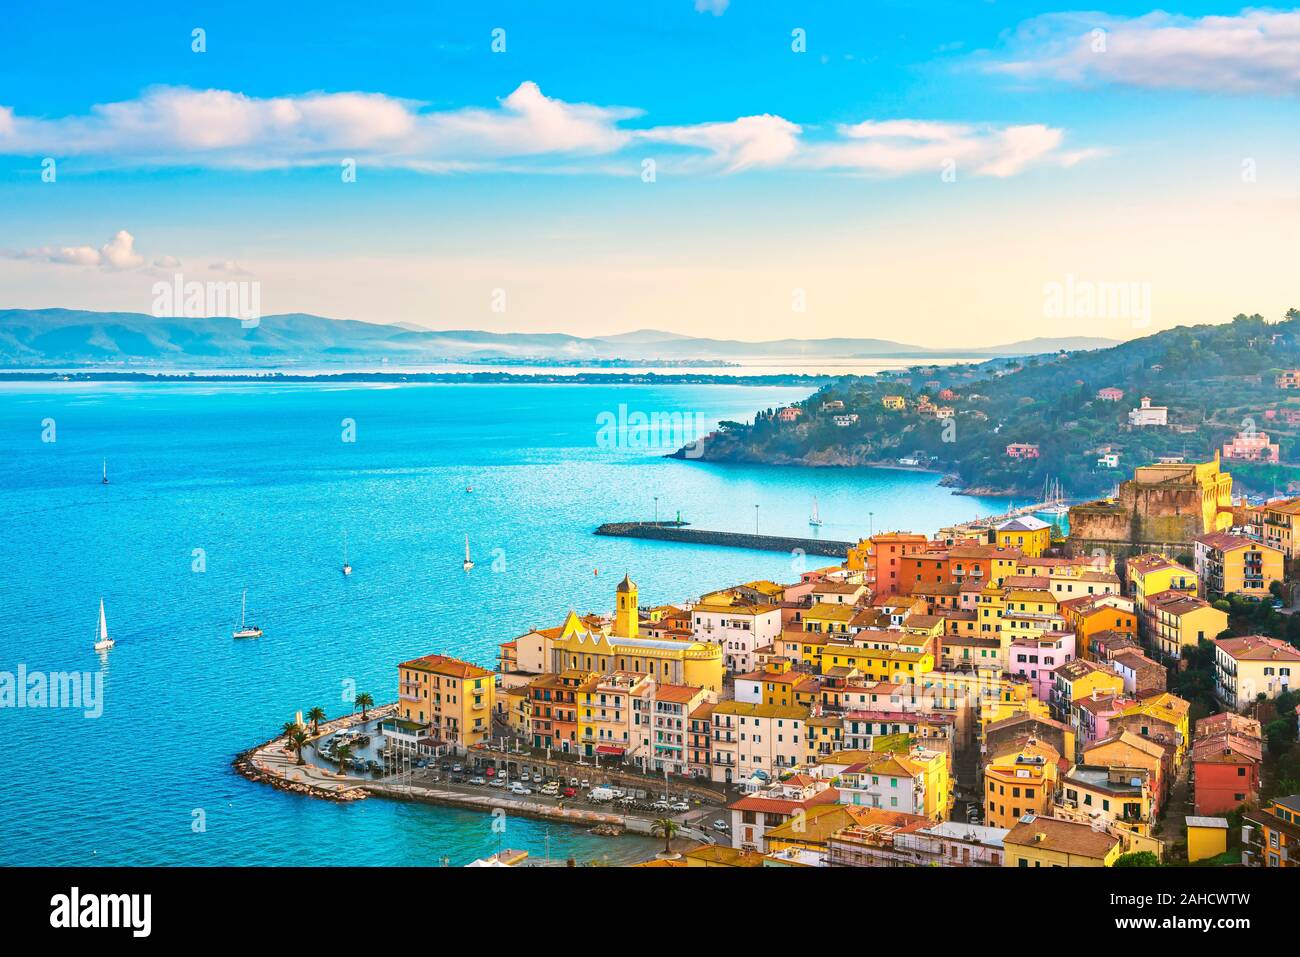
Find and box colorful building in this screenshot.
[392,653,495,749]
[1243,795,1300,867]
[1193,532,1283,599]
[983,739,1061,829]
[1212,634,1300,710]
[1003,815,1122,867]
[994,516,1052,557]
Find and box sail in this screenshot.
[98,599,108,640]
[464,534,471,562]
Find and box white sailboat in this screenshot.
[232,589,263,639]
[1039,477,1070,517]
[101,459,109,485]
[93,599,115,651]
[342,530,352,577]
[462,534,474,571]
[808,496,823,527]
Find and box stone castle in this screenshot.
[1068,453,1235,552]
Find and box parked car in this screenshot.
[489,778,506,788]
[532,773,543,783]
[562,787,577,798]
[510,783,532,796]
[469,776,487,785]
[579,779,590,788]
[712,819,729,832]
[540,783,559,796]
[484,767,495,777]
[452,763,464,773]
[569,777,579,787]
[670,802,689,812]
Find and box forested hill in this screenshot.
[681,311,1300,499]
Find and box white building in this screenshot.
[691,598,782,673]
[1128,396,1168,427]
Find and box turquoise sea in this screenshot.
[0,381,1006,865]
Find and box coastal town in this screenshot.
[254,451,1300,869]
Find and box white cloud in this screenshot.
[992,10,1300,94]
[639,115,801,172]
[0,81,1092,179]
[5,230,147,270]
[802,119,1076,178]
[694,0,729,15]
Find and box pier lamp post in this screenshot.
[654,496,659,523]
[869,511,874,537]
[754,504,760,535]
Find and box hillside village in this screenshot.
[687,312,1300,501]
[330,453,1300,868]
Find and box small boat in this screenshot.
[808,496,823,527]
[101,460,109,485]
[232,589,263,639]
[93,599,115,651]
[462,534,474,571]
[466,486,473,493]
[342,530,352,577]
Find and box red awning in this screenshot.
[595,745,625,755]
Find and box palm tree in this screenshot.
[335,743,354,775]
[281,720,300,741]
[651,818,679,857]
[354,692,374,720]
[306,707,326,734]
[289,729,309,766]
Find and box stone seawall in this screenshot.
[594,521,853,558]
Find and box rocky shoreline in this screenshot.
[232,746,370,802]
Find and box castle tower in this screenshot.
[614,573,638,639]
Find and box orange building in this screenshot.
[1059,594,1138,660]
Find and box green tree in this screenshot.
[335,743,354,775]
[289,729,309,766]
[1114,851,1160,867]
[306,706,326,734]
[354,692,374,720]
[651,818,679,857]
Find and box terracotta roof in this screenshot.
[1214,634,1300,662]
[399,653,493,680]
[1003,815,1121,860]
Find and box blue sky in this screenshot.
[2,2,1299,344]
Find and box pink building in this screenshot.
[1010,631,1076,702]
[1096,387,1124,401]
[1222,429,1279,464]
[1075,692,1136,749]
[1006,442,1040,459]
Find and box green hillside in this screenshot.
[688,311,1300,500]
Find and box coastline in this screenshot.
[233,703,715,851]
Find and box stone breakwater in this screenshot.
[595,521,853,558]
[233,702,399,803]
[233,747,370,802]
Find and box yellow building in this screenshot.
[1127,553,1198,606]
[1186,816,1230,864]
[1193,532,1283,599]
[1212,634,1300,710]
[995,516,1052,558]
[1003,814,1122,867]
[1145,591,1229,660]
[983,739,1061,829]
[576,671,651,758]
[394,653,495,748]
[803,603,857,635]
[818,643,934,684]
[1114,692,1190,767]
[550,580,724,692]
[882,395,906,410]
[1243,795,1300,868]
[1259,498,1300,558]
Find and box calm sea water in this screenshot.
[0,381,1005,866]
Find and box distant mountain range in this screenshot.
[0,308,1121,368]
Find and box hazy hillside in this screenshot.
[0,308,1119,368]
